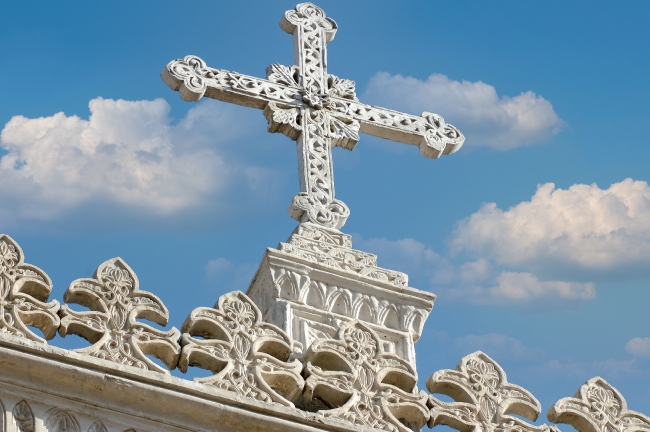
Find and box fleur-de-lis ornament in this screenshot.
[548,377,650,432]
[0,234,59,342]
[427,351,558,432]
[179,291,304,406]
[302,320,429,432]
[59,257,180,373]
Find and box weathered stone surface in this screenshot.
[162,2,464,230]
[179,291,304,406]
[548,377,650,432]
[427,351,558,432]
[247,223,435,370]
[59,257,180,373]
[0,234,60,343]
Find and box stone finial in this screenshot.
[427,351,558,432]
[179,291,304,406]
[548,377,650,432]
[302,320,429,432]
[0,234,60,342]
[58,257,181,373]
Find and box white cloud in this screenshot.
[626,337,650,358]
[451,179,650,279]
[0,97,281,228]
[442,271,595,307]
[453,333,544,360]
[363,72,563,150]
[355,235,595,309]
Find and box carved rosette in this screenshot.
[548,377,650,432]
[59,258,181,374]
[427,351,557,432]
[0,234,59,342]
[179,291,304,406]
[302,320,429,432]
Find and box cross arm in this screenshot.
[330,97,465,159]
[161,55,301,109]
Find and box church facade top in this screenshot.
[0,4,646,432]
[161,2,464,230]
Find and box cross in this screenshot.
[161,2,464,230]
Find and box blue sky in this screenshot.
[1,0,649,420]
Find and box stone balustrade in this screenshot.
[0,232,647,432]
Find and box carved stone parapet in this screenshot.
[247,223,435,370]
[179,291,304,407]
[548,377,650,432]
[427,351,558,432]
[59,257,181,374]
[0,234,60,343]
[301,320,429,432]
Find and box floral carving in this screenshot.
[162,3,464,230]
[0,234,59,342]
[302,320,429,432]
[45,409,80,432]
[179,291,304,406]
[58,257,180,373]
[427,351,557,432]
[13,400,34,432]
[548,377,650,432]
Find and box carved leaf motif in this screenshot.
[548,377,650,432]
[179,291,304,407]
[266,63,299,87]
[427,352,556,432]
[59,257,180,374]
[328,116,359,150]
[13,401,34,432]
[327,75,356,100]
[45,410,80,432]
[87,421,107,432]
[0,234,60,342]
[302,321,428,432]
[264,102,302,141]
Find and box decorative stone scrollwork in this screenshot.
[0,234,60,342]
[427,351,557,432]
[58,257,180,374]
[87,421,108,432]
[548,377,650,432]
[278,222,408,287]
[302,320,429,432]
[179,291,304,406]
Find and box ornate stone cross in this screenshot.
[162,2,464,230]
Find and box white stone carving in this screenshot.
[302,320,429,432]
[179,291,304,406]
[427,351,558,432]
[548,377,650,432]
[45,409,81,432]
[247,222,434,370]
[162,2,464,229]
[13,400,34,432]
[58,257,180,374]
[0,234,60,343]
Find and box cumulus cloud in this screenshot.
[363,72,563,150]
[355,235,594,309]
[626,338,650,358]
[0,97,281,229]
[451,179,650,279]
[453,333,544,360]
